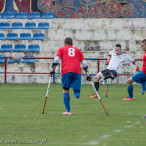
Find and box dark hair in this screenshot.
[64,37,73,46]
[142,39,146,45]
[115,44,121,48]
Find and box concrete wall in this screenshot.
[0,18,146,84]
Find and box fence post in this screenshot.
[4,57,7,83]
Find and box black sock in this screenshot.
[94,82,99,91]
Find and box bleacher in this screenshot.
[0,11,53,64]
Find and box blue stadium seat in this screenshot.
[27,44,40,52]
[0,44,13,52]
[0,55,6,63]
[32,33,44,40]
[0,13,2,18]
[0,33,5,40]
[13,44,26,52]
[0,22,10,29]
[11,22,23,29]
[37,22,49,29]
[2,12,15,19]
[8,58,15,63]
[22,55,35,63]
[5,33,18,40]
[15,12,28,19]
[24,22,36,29]
[28,12,40,19]
[41,12,54,19]
[19,33,31,40]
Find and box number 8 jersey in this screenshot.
[56,45,85,75]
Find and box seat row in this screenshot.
[0,55,35,63]
[0,12,54,19]
[0,33,44,40]
[0,22,49,29]
[0,44,40,52]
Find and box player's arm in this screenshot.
[124,54,140,72]
[124,54,140,71]
[81,60,92,81]
[105,55,111,65]
[50,56,60,76]
[133,61,140,72]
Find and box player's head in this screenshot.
[115,44,121,55]
[141,39,146,51]
[64,37,73,46]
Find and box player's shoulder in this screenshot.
[120,52,129,56]
[109,49,115,54]
[120,52,132,59]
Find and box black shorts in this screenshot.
[101,69,117,80]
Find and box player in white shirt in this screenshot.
[90,44,140,98]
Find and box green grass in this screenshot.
[0,83,146,146]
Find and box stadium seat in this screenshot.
[2,12,15,19]
[0,44,13,52]
[13,44,26,52]
[8,58,15,63]
[5,33,18,40]
[11,22,23,29]
[28,12,40,19]
[22,55,35,63]
[32,33,44,40]
[0,22,10,29]
[19,33,31,40]
[41,12,54,19]
[0,13,2,18]
[0,33,5,40]
[27,44,40,52]
[37,22,49,29]
[24,22,36,29]
[0,55,6,63]
[15,12,28,19]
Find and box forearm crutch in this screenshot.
[42,75,52,114]
[90,80,109,115]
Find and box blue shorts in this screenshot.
[131,71,146,84]
[62,72,81,90]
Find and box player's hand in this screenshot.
[105,60,109,65]
[86,75,92,81]
[136,66,140,72]
[50,70,55,76]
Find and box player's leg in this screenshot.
[62,73,72,115]
[90,69,117,98]
[123,77,135,100]
[142,84,146,95]
[70,73,81,99]
[123,71,145,100]
[74,89,80,99]
[63,88,72,113]
[89,72,102,98]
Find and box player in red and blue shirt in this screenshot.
[50,37,91,115]
[124,39,146,100]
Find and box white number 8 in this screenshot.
[68,48,75,57]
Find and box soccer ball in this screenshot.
[12,53,22,62]
[143,115,146,119]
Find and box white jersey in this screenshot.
[107,50,135,73]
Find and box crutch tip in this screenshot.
[106,113,109,116]
[42,112,44,114]
[106,95,108,97]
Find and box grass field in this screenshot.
[0,83,146,146]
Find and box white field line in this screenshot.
[112,129,123,132]
[98,120,141,145]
